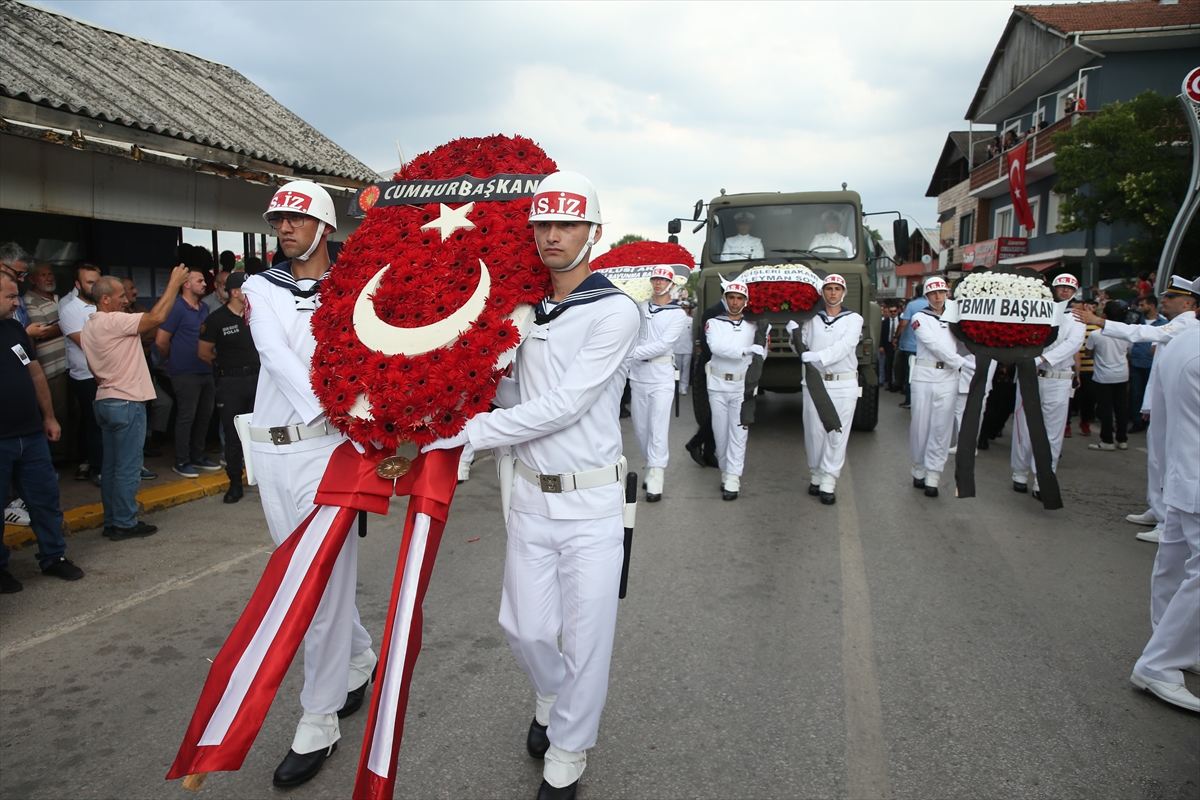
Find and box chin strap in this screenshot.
[544,223,598,272]
[295,221,327,262]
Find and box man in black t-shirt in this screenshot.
[198,272,259,503]
[1,272,84,592]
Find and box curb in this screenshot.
[3,472,231,550]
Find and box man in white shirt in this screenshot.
[808,211,855,255]
[1084,301,1132,451]
[58,264,103,483]
[704,278,762,501]
[719,212,764,261]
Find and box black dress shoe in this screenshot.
[224,483,244,504]
[924,486,939,498]
[977,437,989,451]
[703,453,720,469]
[1012,481,1028,493]
[338,663,377,719]
[526,718,549,759]
[536,779,578,800]
[108,521,158,541]
[722,489,738,501]
[820,491,836,505]
[808,483,820,496]
[646,493,661,502]
[1031,489,1042,501]
[686,441,706,467]
[912,477,926,489]
[273,743,335,787]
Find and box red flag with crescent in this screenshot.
[1006,140,1035,233]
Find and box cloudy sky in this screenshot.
[39,0,1051,255]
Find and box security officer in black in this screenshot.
[198,272,259,503]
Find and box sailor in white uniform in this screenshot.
[1074,275,1199,542]
[424,172,639,800]
[786,274,862,504]
[241,181,376,788]
[719,211,764,262]
[673,302,694,395]
[705,278,763,501]
[630,266,691,502]
[1129,319,1200,712]
[1011,274,1086,499]
[908,276,964,498]
[808,211,855,255]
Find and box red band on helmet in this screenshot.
[530,191,588,219]
[269,190,313,214]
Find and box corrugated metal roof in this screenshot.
[0,0,377,183]
[1018,0,1200,35]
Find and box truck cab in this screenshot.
[691,189,882,431]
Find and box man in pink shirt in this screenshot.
[82,266,189,539]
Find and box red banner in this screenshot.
[1006,141,1036,233]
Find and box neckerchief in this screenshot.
[647,301,682,315]
[260,261,330,310]
[534,271,630,325]
[816,308,855,327]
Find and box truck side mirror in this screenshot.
[668,235,679,244]
[668,219,682,235]
[693,200,704,221]
[893,219,911,262]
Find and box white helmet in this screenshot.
[1051,273,1079,289]
[923,277,948,294]
[264,180,338,262]
[823,274,846,288]
[529,171,604,272]
[720,276,749,313]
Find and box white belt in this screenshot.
[1038,369,1073,380]
[249,420,335,446]
[915,359,956,371]
[706,362,746,382]
[820,371,857,382]
[646,355,674,364]
[515,458,622,493]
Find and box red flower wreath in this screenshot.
[958,320,1052,348]
[745,281,819,315]
[589,241,695,272]
[311,135,557,447]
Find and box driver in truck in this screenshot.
[719,212,764,261]
[808,211,854,255]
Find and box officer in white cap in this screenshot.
[424,171,640,800]
[808,211,855,255]
[241,181,377,787]
[719,212,764,261]
[1010,273,1086,498]
[908,276,964,497]
[630,265,690,501]
[705,278,763,500]
[786,274,862,504]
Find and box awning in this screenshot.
[1011,259,1062,273]
[937,207,956,223]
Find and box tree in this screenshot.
[1051,90,1193,269]
[608,233,646,250]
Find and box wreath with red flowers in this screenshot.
[311,135,557,448]
[590,241,694,272]
[957,319,1052,348]
[745,282,820,315]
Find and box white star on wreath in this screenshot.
[420,202,476,240]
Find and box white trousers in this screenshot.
[709,388,747,478]
[675,353,692,393]
[251,439,372,715]
[953,380,993,447]
[498,510,623,753]
[909,380,957,475]
[802,384,859,479]
[1135,506,1200,683]
[1146,417,1166,525]
[1010,378,1071,478]
[631,379,674,470]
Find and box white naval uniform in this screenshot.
[719,234,764,261]
[705,315,758,491]
[1100,313,1199,527]
[630,300,690,495]
[241,267,373,736]
[908,309,965,486]
[798,309,862,490]
[1010,315,1086,488]
[463,279,640,769]
[1134,323,1200,684]
[808,232,855,254]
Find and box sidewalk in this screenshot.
[4,446,236,549]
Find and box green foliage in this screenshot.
[1051,90,1191,269]
[864,225,883,243]
[609,233,647,250]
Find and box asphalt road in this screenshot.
[1,392,1196,800]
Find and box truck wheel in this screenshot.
[852,381,879,432]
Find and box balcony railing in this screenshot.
[968,112,1096,192]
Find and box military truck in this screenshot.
[681,189,894,432]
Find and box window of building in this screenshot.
[994,206,1014,238]
[1020,196,1041,238]
[1046,192,1063,234]
[959,211,976,246]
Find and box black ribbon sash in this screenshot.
[787,328,844,432]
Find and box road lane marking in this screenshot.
[838,468,892,799]
[0,546,271,660]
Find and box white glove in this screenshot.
[744,344,766,358]
[785,319,799,334]
[420,429,470,453]
[801,351,820,363]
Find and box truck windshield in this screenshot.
[711,203,858,263]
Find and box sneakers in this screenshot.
[1116,441,1128,450]
[4,499,30,527]
[141,467,157,480]
[106,521,158,541]
[0,569,23,593]
[40,557,84,581]
[173,462,200,478]
[899,402,911,409]
[1126,510,1158,525]
[1088,442,1116,451]
[1136,526,1162,543]
[1079,420,1092,436]
[74,462,91,481]
[192,458,222,473]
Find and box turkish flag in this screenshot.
[1006,141,1036,233]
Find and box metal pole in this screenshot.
[1156,85,1200,296]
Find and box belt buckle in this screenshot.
[725,373,734,381]
[936,362,945,369]
[824,373,833,381]
[269,426,292,445]
[539,474,563,493]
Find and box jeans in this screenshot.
[0,433,67,571]
[94,399,147,529]
[170,372,215,464]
